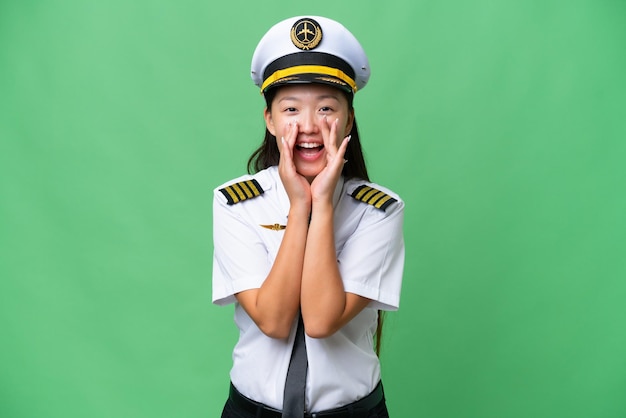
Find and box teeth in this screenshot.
[298,143,322,149]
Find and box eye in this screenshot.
[319,106,333,112]
[284,107,298,113]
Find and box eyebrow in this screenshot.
[317,95,342,102]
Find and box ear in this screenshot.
[344,108,355,136]
[264,107,277,137]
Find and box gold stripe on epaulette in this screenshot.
[219,179,264,205]
[351,185,397,211]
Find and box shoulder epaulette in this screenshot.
[351,184,397,211]
[219,179,264,205]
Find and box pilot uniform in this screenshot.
[212,14,405,418]
[212,166,404,413]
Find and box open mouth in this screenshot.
[295,142,324,156]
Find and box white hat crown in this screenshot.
[251,16,370,94]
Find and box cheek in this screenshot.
[339,119,353,139]
[275,123,291,141]
[272,116,291,135]
[266,109,295,135]
[342,122,352,137]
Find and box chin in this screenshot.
[295,165,323,182]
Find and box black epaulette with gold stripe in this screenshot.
[351,185,397,211]
[219,179,264,205]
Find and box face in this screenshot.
[264,84,354,182]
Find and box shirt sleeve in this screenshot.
[337,200,405,311]
[212,191,271,306]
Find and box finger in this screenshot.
[331,118,340,152]
[280,123,296,158]
[319,116,335,157]
[280,122,301,173]
[280,136,289,159]
[332,135,351,169]
[286,120,298,149]
[338,134,351,159]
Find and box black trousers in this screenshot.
[220,385,390,418]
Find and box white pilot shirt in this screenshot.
[212,165,404,412]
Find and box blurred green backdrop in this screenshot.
[1,1,625,417]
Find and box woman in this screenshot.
[213,16,405,418]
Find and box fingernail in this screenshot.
[346,135,352,142]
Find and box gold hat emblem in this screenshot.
[290,18,322,50]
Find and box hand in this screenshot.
[278,122,312,212]
[310,117,350,204]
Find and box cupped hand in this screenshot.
[278,121,312,211]
[310,116,351,204]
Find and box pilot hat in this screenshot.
[251,16,370,95]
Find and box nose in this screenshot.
[298,110,319,134]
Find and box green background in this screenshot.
[1,1,625,417]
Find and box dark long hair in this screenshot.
[247,86,386,356]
